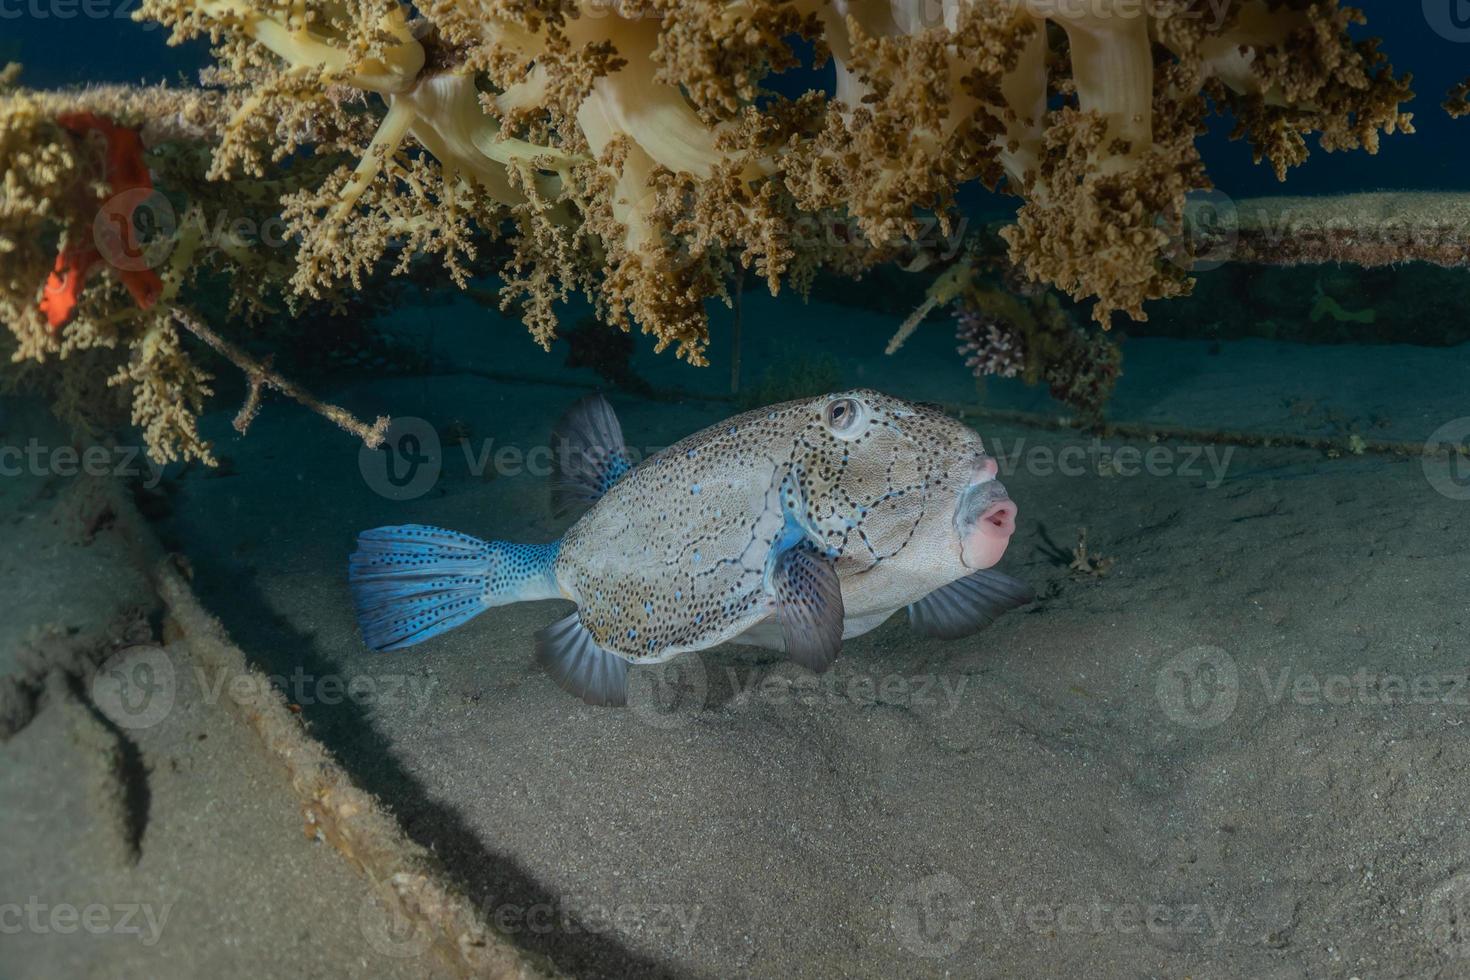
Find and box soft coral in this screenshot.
[38,112,163,332]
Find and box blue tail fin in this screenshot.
[348,525,559,651]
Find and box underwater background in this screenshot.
[3,4,1470,980]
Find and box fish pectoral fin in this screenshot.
[550,393,632,518]
[772,546,844,673]
[907,570,1036,641]
[535,612,630,707]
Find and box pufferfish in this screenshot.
[349,389,1032,706]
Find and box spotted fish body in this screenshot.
[350,390,1031,706]
[560,394,989,661]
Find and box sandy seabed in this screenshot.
[6,291,1470,979]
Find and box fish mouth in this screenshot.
[955,460,1016,570]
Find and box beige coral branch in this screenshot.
[133,0,1408,342]
[885,257,977,355]
[0,0,1416,461]
[171,308,389,449]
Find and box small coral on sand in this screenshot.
[956,307,1025,380]
[946,245,1117,423]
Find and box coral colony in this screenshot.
[0,2,1411,462]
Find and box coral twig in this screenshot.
[886,259,975,355]
[171,309,389,450]
[730,265,744,395]
[1446,80,1470,119]
[1069,527,1114,578]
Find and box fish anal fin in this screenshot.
[535,612,630,706]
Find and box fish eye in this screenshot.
[823,397,865,437]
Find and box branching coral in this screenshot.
[1003,0,1411,322]
[134,0,1409,341]
[956,305,1024,379]
[952,283,1121,422]
[0,78,389,463]
[909,230,1121,420]
[1447,80,1470,120]
[1,0,1412,459]
[0,81,232,459]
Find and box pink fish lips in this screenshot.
[956,456,1017,571]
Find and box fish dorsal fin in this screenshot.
[550,393,632,518]
[535,612,630,706]
[907,569,1035,640]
